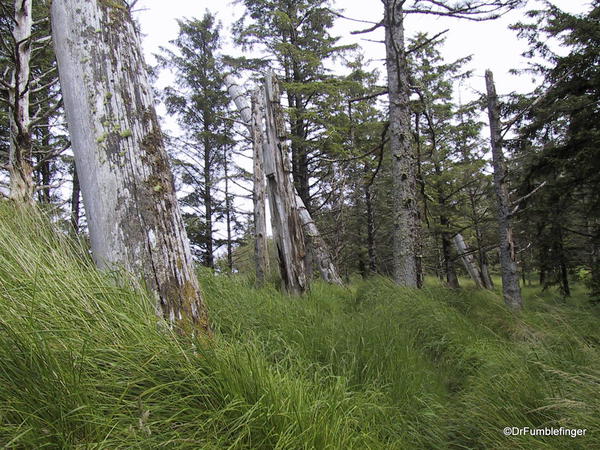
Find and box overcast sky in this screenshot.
[133,0,591,99]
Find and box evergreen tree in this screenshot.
[232,0,353,213]
[513,1,600,299]
[158,13,240,269]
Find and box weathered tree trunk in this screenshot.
[263,73,307,294]
[383,0,419,287]
[70,163,81,233]
[52,0,209,331]
[8,0,35,204]
[226,75,269,282]
[485,70,523,310]
[453,233,484,288]
[250,90,269,284]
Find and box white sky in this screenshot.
[133,0,591,99]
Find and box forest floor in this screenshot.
[0,203,598,449]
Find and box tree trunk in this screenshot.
[203,122,214,269]
[8,0,35,204]
[263,72,308,294]
[70,163,81,233]
[223,146,234,273]
[364,166,377,274]
[453,233,484,288]
[52,0,209,331]
[383,0,419,287]
[250,90,269,284]
[485,70,523,310]
[441,229,460,289]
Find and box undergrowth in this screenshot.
[0,203,598,448]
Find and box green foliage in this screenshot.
[0,203,599,448]
[511,2,600,298]
[157,13,242,268]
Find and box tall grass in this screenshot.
[0,202,598,448]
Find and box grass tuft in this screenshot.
[0,202,598,448]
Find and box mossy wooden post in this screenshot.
[263,73,307,295]
[51,0,210,331]
[485,70,523,310]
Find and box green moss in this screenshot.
[119,129,133,139]
[99,0,127,10]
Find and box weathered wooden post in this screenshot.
[52,0,210,331]
[263,73,308,294]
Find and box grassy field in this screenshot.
[0,203,598,448]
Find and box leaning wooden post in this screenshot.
[296,194,343,285]
[453,233,484,288]
[485,70,523,310]
[51,0,210,331]
[263,73,308,294]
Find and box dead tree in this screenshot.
[52,0,210,331]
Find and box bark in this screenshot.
[474,221,494,289]
[250,90,269,284]
[262,72,307,294]
[485,70,522,310]
[384,0,419,287]
[479,252,494,290]
[52,0,209,331]
[364,168,377,273]
[8,0,35,204]
[453,233,484,288]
